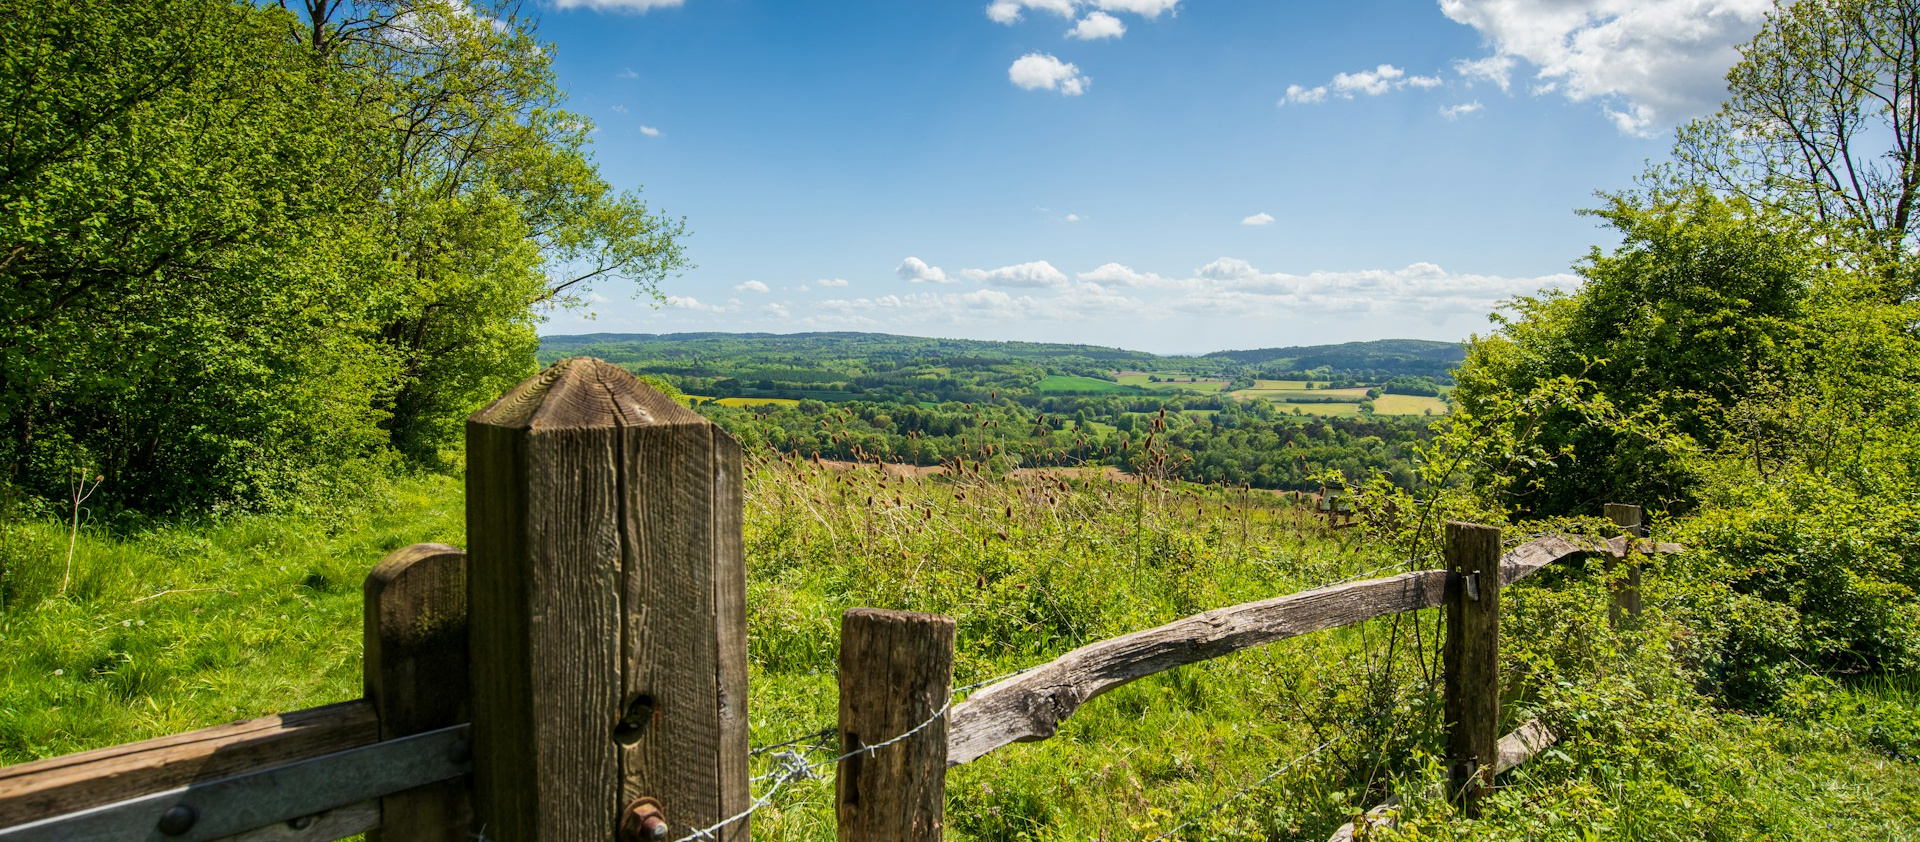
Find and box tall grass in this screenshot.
[1,456,1915,839]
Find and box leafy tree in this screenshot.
[1451,190,1814,517]
[290,0,689,465]
[1672,0,1920,293]
[0,0,395,510]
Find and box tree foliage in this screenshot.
[0,0,687,511]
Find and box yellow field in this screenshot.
[1372,394,1449,415]
[712,397,800,408]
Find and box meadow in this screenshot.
[3,455,1915,839]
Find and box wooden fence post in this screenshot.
[365,543,470,842]
[1605,503,1645,625]
[1443,521,1501,815]
[467,358,749,841]
[836,608,954,842]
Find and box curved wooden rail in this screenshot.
[946,534,1680,765]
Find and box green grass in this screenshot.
[1033,374,1139,394]
[0,475,463,760]
[2,462,1916,839]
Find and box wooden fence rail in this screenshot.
[0,359,1679,842]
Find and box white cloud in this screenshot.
[556,0,685,12]
[987,0,1077,24]
[1441,101,1484,119]
[1332,64,1405,97]
[1605,102,1658,137]
[896,256,954,284]
[735,280,769,293]
[1438,0,1772,133]
[1280,84,1328,106]
[1283,63,1444,105]
[1241,212,1275,226]
[610,104,628,114]
[960,260,1070,288]
[990,0,1177,24]
[663,296,739,313]
[616,68,639,79]
[1009,53,1090,96]
[640,125,662,137]
[1453,54,1514,92]
[1069,11,1126,39]
[762,303,791,319]
[1064,213,1083,222]
[816,278,850,287]
[1094,0,1180,18]
[1077,263,1173,288]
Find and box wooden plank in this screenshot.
[836,609,954,842]
[1605,503,1646,623]
[942,532,1674,768]
[1444,521,1501,816]
[467,357,747,842]
[946,569,1450,765]
[0,724,465,842]
[1493,719,1557,775]
[363,544,470,842]
[0,702,377,830]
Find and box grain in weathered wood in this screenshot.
[467,357,747,842]
[617,382,749,840]
[945,569,1449,765]
[0,702,376,830]
[1444,521,1501,816]
[837,609,954,842]
[1493,719,1557,775]
[1605,503,1646,623]
[364,544,470,842]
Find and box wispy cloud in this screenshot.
[553,0,685,11]
[1440,101,1484,120]
[1241,212,1274,226]
[639,125,662,137]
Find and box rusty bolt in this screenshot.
[620,797,669,842]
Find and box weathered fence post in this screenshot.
[467,358,749,841]
[836,608,954,842]
[1443,521,1501,815]
[365,543,471,842]
[1605,503,1645,625]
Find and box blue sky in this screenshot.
[533,0,1773,354]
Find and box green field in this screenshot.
[1114,372,1231,392]
[1033,374,1138,394]
[713,397,801,408]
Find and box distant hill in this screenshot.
[537,332,1466,397]
[539,331,1161,371]
[1204,339,1465,379]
